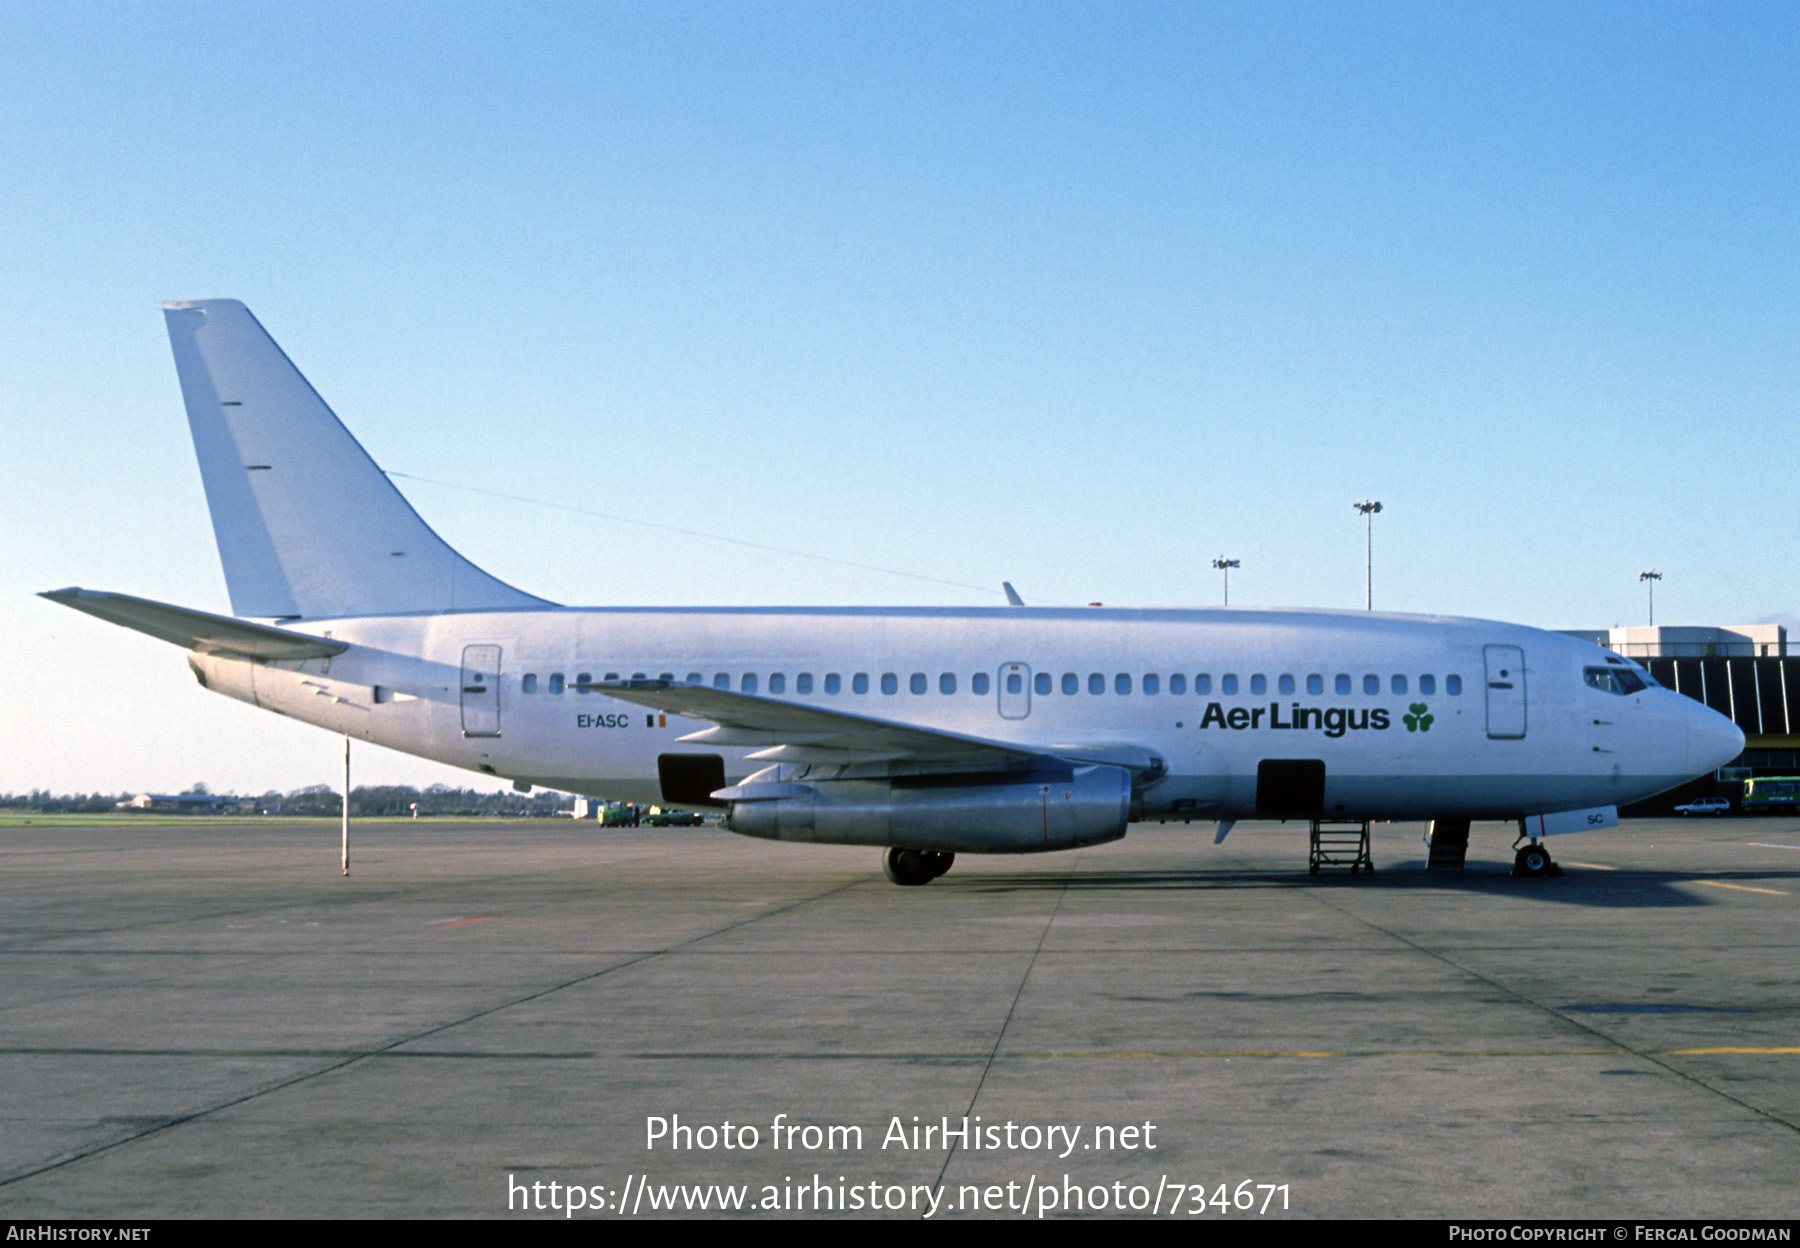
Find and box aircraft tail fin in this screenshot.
[162,299,551,619]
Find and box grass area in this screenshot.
[0,812,549,828]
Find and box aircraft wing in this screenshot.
[40,587,349,661]
[585,679,1163,777]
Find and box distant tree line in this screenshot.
[1,790,132,814]
[0,783,576,818]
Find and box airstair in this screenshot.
[1308,820,1372,874]
[1425,818,1470,870]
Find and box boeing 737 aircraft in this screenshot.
[44,300,1744,883]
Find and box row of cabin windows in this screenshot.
[517,670,1464,698]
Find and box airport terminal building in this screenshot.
[1562,624,1797,811]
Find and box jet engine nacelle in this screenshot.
[721,764,1131,853]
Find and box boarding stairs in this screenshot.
[1424,819,1471,870]
[1308,820,1372,875]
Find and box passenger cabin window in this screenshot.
[1446,675,1463,695]
[548,673,564,695]
[686,672,703,684]
[1172,674,1188,695]
[741,674,757,694]
[1115,673,1131,694]
[1062,673,1078,695]
[1035,673,1052,696]
[853,674,869,694]
[714,673,730,689]
[881,673,898,695]
[768,673,785,694]
[1249,674,1267,695]
[1391,675,1407,694]
[1335,674,1351,695]
[1089,673,1105,695]
[521,673,538,694]
[1419,675,1436,695]
[1143,674,1159,695]
[575,672,591,694]
[657,672,674,683]
[1220,675,1237,695]
[1006,672,1022,694]
[825,673,842,694]
[1363,674,1379,695]
[940,673,956,694]
[972,673,990,695]
[910,673,926,694]
[1306,674,1323,695]
[797,673,813,694]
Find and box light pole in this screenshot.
[1640,570,1661,626]
[1354,500,1382,610]
[1212,558,1239,606]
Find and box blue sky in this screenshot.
[3,2,1795,794]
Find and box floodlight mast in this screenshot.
[1640,570,1662,626]
[1354,500,1382,610]
[1212,558,1239,606]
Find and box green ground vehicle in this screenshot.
[642,807,706,827]
[1740,777,1800,815]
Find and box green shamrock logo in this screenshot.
[1404,702,1433,732]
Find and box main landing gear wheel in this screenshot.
[1513,843,1557,878]
[883,848,955,886]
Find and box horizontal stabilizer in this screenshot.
[40,588,348,661]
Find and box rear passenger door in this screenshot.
[461,644,502,737]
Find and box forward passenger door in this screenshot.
[1484,645,1526,739]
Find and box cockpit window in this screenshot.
[1585,666,1647,696]
[1601,651,1660,687]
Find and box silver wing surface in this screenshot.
[584,679,1163,778]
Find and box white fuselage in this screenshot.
[188,604,1739,823]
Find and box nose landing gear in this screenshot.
[1512,841,1561,878]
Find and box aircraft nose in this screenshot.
[1687,703,1745,776]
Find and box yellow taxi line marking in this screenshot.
[1696,880,1788,896]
